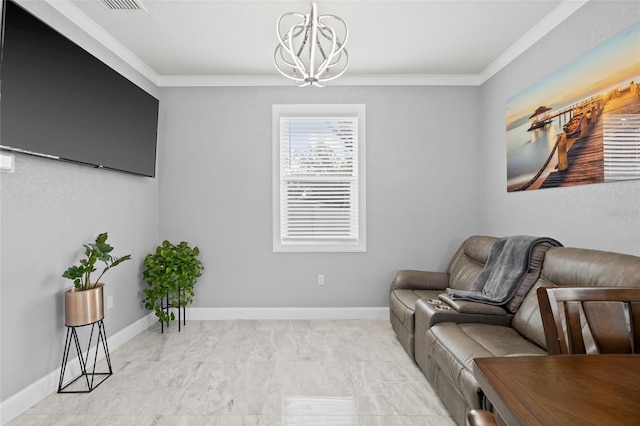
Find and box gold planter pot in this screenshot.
[64,284,104,326]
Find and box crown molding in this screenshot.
[479,0,589,84]
[157,74,292,87]
[156,73,483,87]
[42,0,587,88]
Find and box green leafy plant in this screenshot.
[142,240,204,323]
[62,232,132,291]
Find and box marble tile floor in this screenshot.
[9,320,455,426]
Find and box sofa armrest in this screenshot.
[414,298,513,333]
[391,270,450,291]
[438,293,508,315]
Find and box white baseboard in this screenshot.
[0,313,156,426]
[186,306,390,320]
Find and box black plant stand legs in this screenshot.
[58,319,112,393]
[161,286,186,333]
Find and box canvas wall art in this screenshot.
[506,21,640,192]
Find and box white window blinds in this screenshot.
[273,105,366,252]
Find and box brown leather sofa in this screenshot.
[389,235,640,425]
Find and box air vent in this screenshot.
[98,0,147,11]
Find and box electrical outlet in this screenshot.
[0,152,15,173]
[107,295,114,310]
[318,274,325,285]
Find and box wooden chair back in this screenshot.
[537,286,640,355]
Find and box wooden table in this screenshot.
[473,354,640,426]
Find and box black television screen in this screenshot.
[0,0,159,177]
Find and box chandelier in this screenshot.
[274,3,349,87]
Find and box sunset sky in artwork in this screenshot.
[506,21,640,130]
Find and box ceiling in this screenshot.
[41,0,588,86]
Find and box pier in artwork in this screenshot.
[511,83,640,191]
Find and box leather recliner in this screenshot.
[390,236,640,425]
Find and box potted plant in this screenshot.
[142,240,204,328]
[62,232,131,326]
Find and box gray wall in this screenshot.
[3,0,639,409]
[479,1,640,255]
[0,2,160,400]
[158,86,482,308]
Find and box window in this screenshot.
[273,104,366,252]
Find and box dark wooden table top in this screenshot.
[473,354,640,426]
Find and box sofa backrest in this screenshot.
[447,236,496,290]
[446,235,553,313]
[512,246,640,349]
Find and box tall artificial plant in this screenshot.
[62,232,132,291]
[142,240,204,323]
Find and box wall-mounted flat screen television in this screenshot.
[0,0,159,177]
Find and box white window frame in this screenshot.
[273,104,366,252]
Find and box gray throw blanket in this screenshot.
[446,235,562,305]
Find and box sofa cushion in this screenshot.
[503,240,554,313]
[430,322,546,366]
[509,282,548,348]
[425,322,546,408]
[537,247,640,288]
[511,246,640,347]
[447,236,496,290]
[438,294,509,315]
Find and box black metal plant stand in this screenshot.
[161,285,186,333]
[58,319,112,393]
